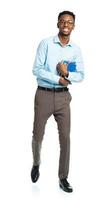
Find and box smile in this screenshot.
[63,28,69,32]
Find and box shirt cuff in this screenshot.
[66,71,84,82]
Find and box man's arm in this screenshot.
[33,39,60,84]
[66,48,84,82]
[56,48,84,82]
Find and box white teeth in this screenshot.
[63,29,69,31]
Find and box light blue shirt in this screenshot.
[33,35,84,88]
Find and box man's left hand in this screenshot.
[57,62,68,77]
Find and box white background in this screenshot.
[0,0,111,199]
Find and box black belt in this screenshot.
[38,86,68,92]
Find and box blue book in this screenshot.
[63,61,77,72]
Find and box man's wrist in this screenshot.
[65,72,69,78]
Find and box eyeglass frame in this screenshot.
[58,20,74,26]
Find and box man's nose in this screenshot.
[64,22,68,26]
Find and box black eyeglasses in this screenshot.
[58,20,74,26]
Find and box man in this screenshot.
[31,11,84,193]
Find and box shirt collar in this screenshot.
[53,35,73,47]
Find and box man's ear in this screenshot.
[57,23,59,28]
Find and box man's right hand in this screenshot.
[59,77,71,86]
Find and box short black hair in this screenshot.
[58,11,75,22]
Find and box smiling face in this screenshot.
[57,14,75,36]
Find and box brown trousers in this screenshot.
[32,88,72,179]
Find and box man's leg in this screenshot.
[32,89,53,166]
[54,91,73,192]
[54,91,72,179]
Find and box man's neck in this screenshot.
[58,33,70,46]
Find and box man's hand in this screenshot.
[59,77,71,86]
[57,62,68,77]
